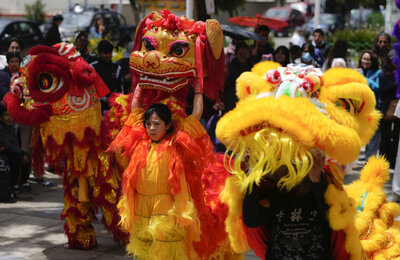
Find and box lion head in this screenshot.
[216,62,381,191]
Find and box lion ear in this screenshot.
[205,19,223,60]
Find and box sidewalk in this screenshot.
[0,153,395,260]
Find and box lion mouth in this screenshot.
[137,73,190,93]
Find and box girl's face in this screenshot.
[8,57,20,72]
[361,53,372,69]
[274,49,286,63]
[145,112,170,142]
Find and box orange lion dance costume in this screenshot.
[109,10,238,260]
[3,44,128,249]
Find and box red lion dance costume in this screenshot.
[108,10,238,260]
[3,44,127,249]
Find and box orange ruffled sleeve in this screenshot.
[125,107,145,128]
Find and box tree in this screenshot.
[325,0,384,28]
[25,0,46,25]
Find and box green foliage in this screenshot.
[366,11,384,29]
[327,29,378,52]
[215,0,246,16]
[25,0,46,25]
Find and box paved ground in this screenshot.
[0,149,395,260]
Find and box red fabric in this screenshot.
[228,16,288,30]
[71,60,96,88]
[203,39,225,100]
[3,92,52,125]
[331,230,350,260]
[195,36,205,91]
[27,45,60,56]
[244,223,269,260]
[93,74,110,98]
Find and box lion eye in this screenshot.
[169,41,189,58]
[39,73,64,93]
[335,98,364,115]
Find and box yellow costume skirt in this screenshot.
[127,192,192,260]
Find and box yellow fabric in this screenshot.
[180,115,206,139]
[126,141,199,259]
[40,101,102,146]
[220,176,250,253]
[125,107,145,128]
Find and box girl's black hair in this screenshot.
[143,103,174,134]
[6,52,21,63]
[274,45,290,67]
[301,42,316,60]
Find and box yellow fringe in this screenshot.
[224,127,313,192]
[220,176,250,253]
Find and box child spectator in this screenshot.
[274,46,290,67]
[290,45,302,64]
[90,40,123,112]
[0,52,21,102]
[0,106,30,196]
[322,40,354,71]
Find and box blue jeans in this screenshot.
[365,128,381,161]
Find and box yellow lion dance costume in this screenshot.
[216,62,400,259]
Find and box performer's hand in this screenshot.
[308,148,325,183]
[213,101,224,111]
[131,86,142,110]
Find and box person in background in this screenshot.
[273,46,290,67]
[89,17,106,40]
[74,31,97,64]
[378,58,399,169]
[90,40,123,112]
[116,41,134,93]
[331,58,347,68]
[312,29,330,59]
[224,41,252,113]
[373,32,395,64]
[43,14,63,46]
[0,52,21,102]
[0,38,23,70]
[289,27,306,48]
[322,40,354,71]
[250,25,274,65]
[0,106,30,197]
[300,43,318,67]
[289,45,302,64]
[359,50,381,161]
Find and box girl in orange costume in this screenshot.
[113,84,207,259]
